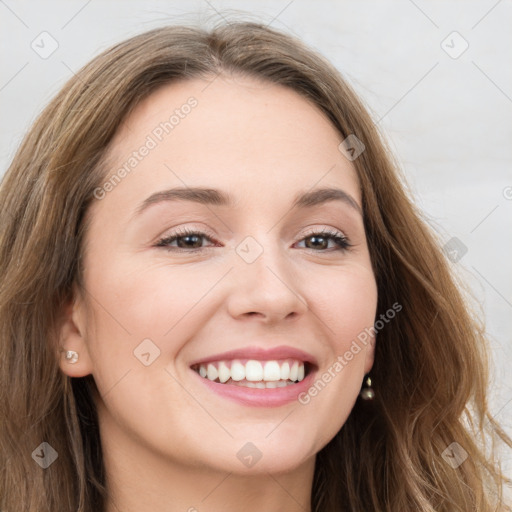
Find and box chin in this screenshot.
[200,430,319,475]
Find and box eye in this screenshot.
[295,228,352,252]
[155,228,217,252]
[155,227,352,253]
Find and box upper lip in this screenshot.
[189,345,318,367]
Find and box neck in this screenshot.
[100,418,315,512]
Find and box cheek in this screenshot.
[81,260,212,445]
[296,266,377,417]
[307,264,378,348]
[86,258,208,333]
[81,257,224,370]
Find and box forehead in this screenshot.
[100,75,361,212]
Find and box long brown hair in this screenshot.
[1,21,510,512]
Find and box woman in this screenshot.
[0,21,510,512]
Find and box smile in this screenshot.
[191,358,309,388]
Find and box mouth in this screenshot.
[188,345,318,407]
[190,358,314,389]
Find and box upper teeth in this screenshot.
[194,359,306,383]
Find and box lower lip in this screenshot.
[191,367,316,407]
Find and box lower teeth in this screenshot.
[203,376,297,388]
[229,380,296,389]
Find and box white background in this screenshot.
[1,0,511,474]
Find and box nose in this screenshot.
[225,240,308,324]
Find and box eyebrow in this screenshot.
[133,186,363,218]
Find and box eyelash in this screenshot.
[155,227,352,253]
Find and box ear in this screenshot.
[57,289,94,377]
[363,334,376,374]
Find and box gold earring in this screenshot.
[64,350,79,364]
[359,374,375,400]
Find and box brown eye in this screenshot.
[297,230,351,252]
[156,229,216,252]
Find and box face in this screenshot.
[59,75,378,476]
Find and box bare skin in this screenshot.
[58,74,378,512]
